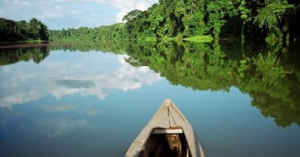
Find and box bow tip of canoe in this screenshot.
[164,99,173,106]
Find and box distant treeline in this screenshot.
[2,0,300,44]
[0,18,49,42]
[49,0,300,44]
[49,24,125,41]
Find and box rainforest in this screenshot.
[1,0,300,127]
[1,1,300,156]
[1,40,300,128]
[1,0,300,44]
[49,0,300,44]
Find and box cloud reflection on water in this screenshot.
[0,53,161,110]
[39,118,88,137]
[40,104,78,113]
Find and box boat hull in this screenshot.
[125,99,205,157]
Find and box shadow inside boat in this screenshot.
[138,127,192,157]
[126,128,205,157]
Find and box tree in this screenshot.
[122,10,143,22]
[0,18,49,42]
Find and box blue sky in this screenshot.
[0,0,158,29]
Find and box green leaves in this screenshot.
[49,0,300,43]
[122,10,143,22]
[0,18,49,42]
[254,3,292,29]
[239,0,250,20]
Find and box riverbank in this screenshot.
[0,42,49,49]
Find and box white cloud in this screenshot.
[0,93,33,110]
[0,9,5,16]
[65,9,80,14]
[19,73,37,82]
[36,5,80,19]
[36,11,62,19]
[86,108,104,116]
[108,0,158,22]
[39,0,105,5]
[0,53,161,110]
[40,104,78,112]
[11,0,31,6]
[0,0,159,28]
[39,118,88,137]
[1,66,10,73]
[39,0,73,5]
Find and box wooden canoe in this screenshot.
[125,99,206,157]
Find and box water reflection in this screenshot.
[122,41,300,128]
[1,41,300,129]
[0,43,49,65]
[1,41,300,157]
[39,118,88,137]
[39,104,78,113]
[0,48,161,110]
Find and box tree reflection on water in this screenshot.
[1,40,299,128]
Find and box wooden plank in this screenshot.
[152,128,183,134]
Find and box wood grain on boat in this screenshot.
[125,99,205,157]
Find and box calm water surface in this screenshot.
[0,42,300,157]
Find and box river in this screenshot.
[0,41,300,157]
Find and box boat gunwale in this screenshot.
[125,99,205,157]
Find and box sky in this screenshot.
[0,51,161,110]
[0,0,158,29]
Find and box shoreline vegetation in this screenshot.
[0,40,48,44]
[48,0,300,46]
[1,40,300,128]
[183,35,214,43]
[0,42,49,49]
[0,18,49,43]
[1,0,300,45]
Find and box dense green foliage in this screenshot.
[0,41,125,65]
[0,44,49,65]
[49,23,126,41]
[1,0,299,43]
[122,40,300,128]
[49,0,300,44]
[49,41,125,54]
[0,18,49,42]
[1,41,299,128]
[1,0,300,127]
